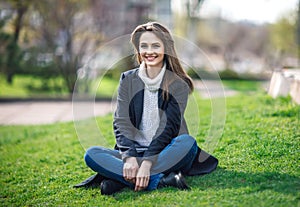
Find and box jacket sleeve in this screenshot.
[142,79,189,162]
[113,72,138,161]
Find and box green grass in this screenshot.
[0,89,299,206]
[94,76,119,99]
[222,80,266,92]
[0,74,119,99]
[0,74,69,98]
[1,74,263,100]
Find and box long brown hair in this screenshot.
[130,22,194,99]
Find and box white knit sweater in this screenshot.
[134,62,166,149]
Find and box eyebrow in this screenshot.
[139,42,161,45]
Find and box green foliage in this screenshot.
[187,68,219,80]
[0,74,69,98]
[94,76,119,99]
[1,0,94,91]
[0,93,299,206]
[188,68,269,81]
[218,69,240,80]
[269,9,298,57]
[218,69,269,81]
[0,74,118,99]
[222,80,265,92]
[0,0,31,83]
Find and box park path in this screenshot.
[0,80,238,125]
[0,101,115,125]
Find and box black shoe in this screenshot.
[158,172,190,190]
[73,173,105,188]
[100,179,126,195]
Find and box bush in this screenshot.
[218,69,240,79]
[187,68,219,80]
[105,55,137,80]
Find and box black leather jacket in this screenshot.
[113,68,189,162]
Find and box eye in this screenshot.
[140,43,148,49]
[152,44,160,49]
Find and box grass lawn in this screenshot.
[0,83,299,206]
[222,79,268,92]
[0,74,69,98]
[0,74,119,99]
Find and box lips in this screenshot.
[145,55,157,61]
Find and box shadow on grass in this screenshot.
[188,167,300,195]
[269,107,300,118]
[79,167,299,201]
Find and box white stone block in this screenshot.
[268,72,290,98]
[290,77,300,104]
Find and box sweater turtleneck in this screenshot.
[138,61,166,91]
[134,61,166,148]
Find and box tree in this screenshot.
[297,0,300,65]
[0,8,11,74]
[31,0,103,93]
[0,0,30,84]
[269,9,298,66]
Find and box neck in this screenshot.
[145,64,163,79]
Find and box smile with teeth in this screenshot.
[144,55,158,61]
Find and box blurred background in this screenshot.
[0,0,298,99]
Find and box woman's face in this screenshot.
[139,31,165,69]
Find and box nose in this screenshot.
[145,47,154,54]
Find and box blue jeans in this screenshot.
[84,134,198,190]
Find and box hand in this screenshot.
[135,160,152,191]
[123,157,139,184]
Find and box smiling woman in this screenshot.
[75,22,218,196]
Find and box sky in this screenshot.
[173,0,298,24]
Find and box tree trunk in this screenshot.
[6,2,27,84]
[297,0,300,67]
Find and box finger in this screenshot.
[135,176,144,191]
[125,174,133,182]
[135,177,148,191]
[134,177,140,191]
[127,169,134,180]
[124,169,128,180]
[141,177,149,189]
[124,170,136,183]
[127,178,135,184]
[135,184,144,191]
[123,166,129,179]
[143,177,149,188]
